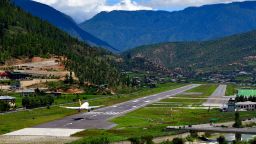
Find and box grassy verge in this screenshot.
[225,84,237,96]
[87,83,185,107]
[71,84,219,143]
[72,107,256,143]
[9,93,106,108]
[186,84,218,98]
[71,84,256,144]
[160,84,218,106]
[0,106,76,134]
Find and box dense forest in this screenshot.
[125,30,256,72]
[0,0,120,86]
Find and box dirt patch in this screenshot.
[31,57,44,63]
[65,88,84,94]
[20,79,58,88]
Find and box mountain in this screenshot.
[0,0,120,85]
[12,0,118,52]
[124,30,256,73]
[81,1,256,51]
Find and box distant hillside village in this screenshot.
[2,58,256,113]
[176,70,256,86]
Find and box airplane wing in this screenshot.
[60,106,83,110]
[89,105,104,109]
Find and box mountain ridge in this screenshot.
[13,0,119,52]
[124,29,256,73]
[81,1,256,51]
[0,0,121,85]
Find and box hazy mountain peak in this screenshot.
[13,0,118,52]
[81,1,256,51]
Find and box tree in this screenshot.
[172,138,184,144]
[141,135,154,144]
[0,101,10,112]
[233,112,242,128]
[0,1,121,87]
[232,141,248,144]
[160,140,172,144]
[22,96,30,108]
[249,137,256,144]
[217,136,227,144]
[128,137,142,144]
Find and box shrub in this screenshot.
[88,136,110,144]
[0,101,10,112]
[22,95,54,109]
[172,138,184,144]
[217,136,227,144]
[160,140,172,144]
[249,137,256,144]
[129,137,142,144]
[141,135,154,144]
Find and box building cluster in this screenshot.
[0,71,31,80]
[130,75,168,88]
[0,96,16,110]
[223,89,256,112]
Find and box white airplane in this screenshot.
[61,100,103,112]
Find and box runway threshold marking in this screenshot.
[4,128,84,137]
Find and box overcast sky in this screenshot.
[33,0,250,23]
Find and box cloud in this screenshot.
[33,0,253,23]
[33,0,152,23]
[140,0,248,9]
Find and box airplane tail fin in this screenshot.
[79,99,82,107]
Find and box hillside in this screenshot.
[81,1,256,51]
[124,30,256,73]
[0,0,120,86]
[12,0,118,52]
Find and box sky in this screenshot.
[33,0,250,23]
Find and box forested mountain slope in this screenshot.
[81,1,256,51]
[0,0,120,85]
[12,0,117,52]
[124,30,256,72]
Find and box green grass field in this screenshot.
[160,84,218,106]
[71,84,222,142]
[186,84,218,98]
[225,84,237,96]
[71,84,256,143]
[87,83,185,107]
[0,82,185,135]
[0,106,76,134]
[72,107,256,143]
[10,93,106,108]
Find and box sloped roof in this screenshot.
[0,96,16,100]
[236,101,256,105]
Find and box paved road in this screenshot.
[203,85,228,107]
[167,118,256,134]
[167,126,256,134]
[34,84,200,129]
[5,84,200,136]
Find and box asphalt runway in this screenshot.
[5,84,200,136]
[34,84,200,129]
[203,84,227,107]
